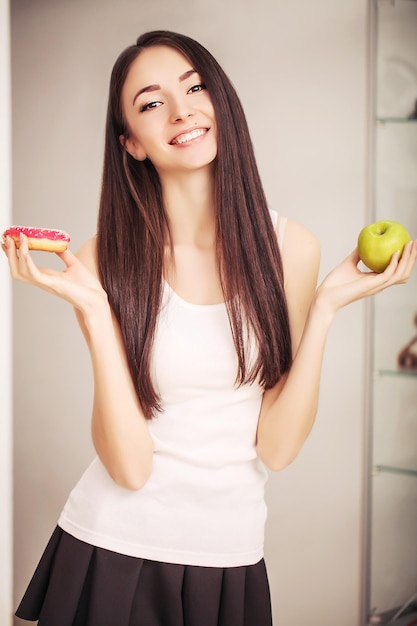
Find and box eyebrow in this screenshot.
[132,69,197,106]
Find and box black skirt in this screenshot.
[16,526,273,626]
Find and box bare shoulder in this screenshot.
[281,219,320,281]
[283,218,320,259]
[75,235,99,277]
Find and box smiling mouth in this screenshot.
[170,128,207,145]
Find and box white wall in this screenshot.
[0,0,13,624]
[11,1,370,625]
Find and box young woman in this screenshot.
[4,30,417,626]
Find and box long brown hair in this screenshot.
[97,30,292,419]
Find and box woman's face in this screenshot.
[120,45,217,178]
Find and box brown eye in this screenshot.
[140,100,163,112]
[188,83,206,94]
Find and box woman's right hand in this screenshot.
[2,232,108,316]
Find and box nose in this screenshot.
[169,95,194,123]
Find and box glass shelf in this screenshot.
[373,464,417,477]
[378,0,417,4]
[375,368,417,379]
[376,117,417,124]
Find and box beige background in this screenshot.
[10,0,374,625]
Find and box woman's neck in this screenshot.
[161,169,216,247]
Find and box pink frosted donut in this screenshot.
[1,225,70,253]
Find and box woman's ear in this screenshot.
[119,135,147,161]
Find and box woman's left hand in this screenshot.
[315,239,417,319]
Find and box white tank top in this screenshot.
[58,210,286,567]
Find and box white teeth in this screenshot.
[172,129,206,144]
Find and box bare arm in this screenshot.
[74,237,154,490]
[3,233,153,490]
[257,222,417,471]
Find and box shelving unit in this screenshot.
[366,0,417,624]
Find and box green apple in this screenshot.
[357,220,411,273]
